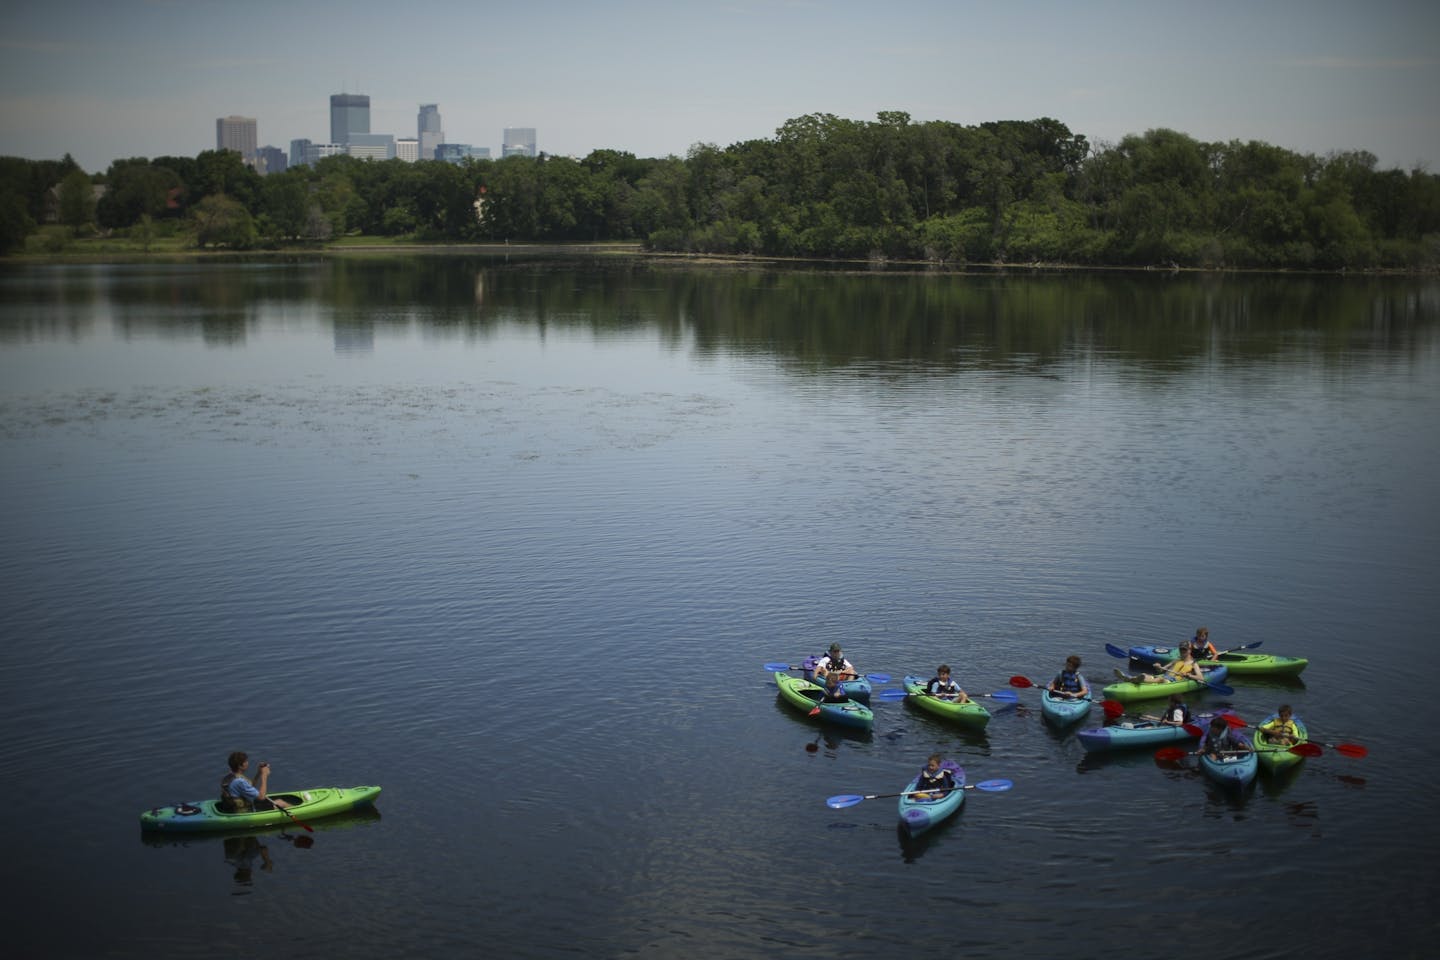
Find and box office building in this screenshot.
[502,127,537,157]
[346,133,395,161]
[216,116,258,161]
[330,93,370,145]
[418,104,444,161]
[396,138,419,163]
[436,143,490,163]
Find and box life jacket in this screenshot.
[1164,702,1191,724]
[927,677,959,697]
[917,767,954,791]
[219,772,255,813]
[819,654,849,673]
[1054,670,1083,693]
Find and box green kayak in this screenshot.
[1100,665,1229,703]
[901,675,991,728]
[1200,652,1308,676]
[1254,713,1311,773]
[140,785,382,832]
[774,672,874,729]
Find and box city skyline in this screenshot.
[2,0,1438,175]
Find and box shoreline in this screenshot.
[4,240,1435,278]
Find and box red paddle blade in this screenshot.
[1290,743,1324,757]
[1008,675,1035,688]
[1102,700,1125,718]
[1154,747,1189,762]
[1335,743,1368,758]
[1220,713,1247,728]
[808,706,821,717]
[1182,723,1205,737]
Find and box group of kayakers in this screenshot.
[811,626,1305,776]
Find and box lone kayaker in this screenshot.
[1047,655,1089,700]
[220,751,291,812]
[814,643,857,681]
[926,664,972,702]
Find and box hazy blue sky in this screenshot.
[2,0,1437,173]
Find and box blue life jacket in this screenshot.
[1055,669,1083,693]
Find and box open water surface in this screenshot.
[2,257,1438,958]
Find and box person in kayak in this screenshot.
[1115,642,1204,684]
[1046,655,1088,699]
[220,751,291,813]
[821,673,851,703]
[911,754,956,799]
[1154,694,1191,725]
[814,643,857,681]
[1202,716,1251,760]
[925,664,972,703]
[1192,626,1219,660]
[1257,705,1299,746]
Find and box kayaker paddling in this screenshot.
[925,664,972,703]
[1192,626,1219,659]
[220,751,291,812]
[1202,716,1252,760]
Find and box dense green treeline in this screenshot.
[3,113,1439,270]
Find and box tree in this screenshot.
[57,168,97,235]
[191,193,254,248]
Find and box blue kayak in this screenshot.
[1077,718,1198,752]
[774,671,874,729]
[897,761,965,836]
[1200,732,1257,788]
[1041,683,1092,726]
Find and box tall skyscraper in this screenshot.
[216,116,257,161]
[418,104,444,162]
[330,93,370,145]
[502,127,537,158]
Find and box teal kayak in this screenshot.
[1041,683,1092,726]
[774,672,874,729]
[140,785,382,832]
[1077,718,1198,752]
[897,761,965,835]
[1200,734,1257,788]
[901,675,991,728]
[1254,713,1310,773]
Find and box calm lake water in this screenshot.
[2,256,1437,959]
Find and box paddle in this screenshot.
[1313,741,1368,758]
[763,662,891,683]
[272,801,314,833]
[1154,746,1257,762]
[1009,675,1092,701]
[875,688,1018,703]
[1103,645,1234,695]
[826,779,1014,808]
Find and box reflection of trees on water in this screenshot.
[11,258,1436,372]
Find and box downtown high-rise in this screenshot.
[418,104,444,162]
[216,116,257,161]
[330,94,370,145]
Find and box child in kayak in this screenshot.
[1257,705,1299,746]
[1202,716,1251,760]
[925,664,972,703]
[1192,626,1219,659]
[1153,694,1191,726]
[911,754,956,799]
[1047,655,1088,699]
[1115,642,1204,684]
[821,673,850,703]
[814,643,857,681]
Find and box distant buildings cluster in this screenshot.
[214,95,537,174]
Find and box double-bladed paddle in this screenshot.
[1008,675,1092,701]
[1153,746,1260,762]
[825,779,1014,808]
[874,688,1018,703]
[763,662,891,683]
